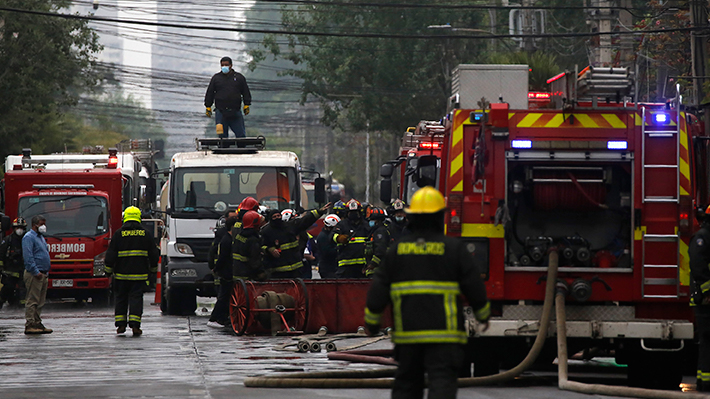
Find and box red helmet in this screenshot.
[242,210,261,229]
[239,197,260,212]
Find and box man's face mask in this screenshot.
[221,66,230,74]
[348,212,360,222]
[15,228,24,236]
[368,220,376,228]
[395,216,405,223]
[38,225,47,234]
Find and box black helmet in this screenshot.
[12,217,27,228]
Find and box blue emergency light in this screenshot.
[653,113,669,124]
[511,140,532,149]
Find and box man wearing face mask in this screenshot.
[262,204,330,279]
[316,214,340,278]
[387,199,409,242]
[204,56,252,139]
[332,199,371,278]
[0,218,27,309]
[22,215,52,334]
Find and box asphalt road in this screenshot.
[0,293,699,399]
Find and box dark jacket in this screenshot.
[262,209,322,274]
[215,232,233,281]
[332,217,371,269]
[386,219,409,242]
[368,224,390,269]
[0,233,24,277]
[208,226,229,271]
[105,221,160,281]
[204,70,252,111]
[690,224,710,305]
[316,228,338,278]
[365,229,490,345]
[232,228,263,280]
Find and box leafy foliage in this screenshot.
[0,0,102,159]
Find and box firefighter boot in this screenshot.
[116,326,126,334]
[132,326,142,336]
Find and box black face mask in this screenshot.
[270,218,283,227]
[348,212,360,223]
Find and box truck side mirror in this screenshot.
[314,177,326,204]
[0,214,10,234]
[380,178,392,204]
[380,163,394,178]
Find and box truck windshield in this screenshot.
[18,195,109,237]
[172,166,299,217]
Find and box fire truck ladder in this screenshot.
[640,101,681,299]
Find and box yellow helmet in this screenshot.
[123,206,142,223]
[406,186,446,214]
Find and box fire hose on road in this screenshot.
[245,251,705,397]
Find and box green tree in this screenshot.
[0,0,102,159]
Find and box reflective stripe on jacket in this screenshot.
[105,221,159,281]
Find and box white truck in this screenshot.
[159,137,325,315]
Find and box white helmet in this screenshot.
[281,209,294,222]
[324,214,341,227]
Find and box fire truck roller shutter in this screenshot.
[530,168,608,211]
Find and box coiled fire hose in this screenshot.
[243,251,559,388]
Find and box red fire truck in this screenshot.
[1,149,125,304]
[380,65,706,388]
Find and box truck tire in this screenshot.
[165,287,197,316]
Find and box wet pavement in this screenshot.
[0,293,696,398]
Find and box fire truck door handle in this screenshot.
[590,276,612,291]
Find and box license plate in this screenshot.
[52,279,73,288]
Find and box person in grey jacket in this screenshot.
[22,215,52,335]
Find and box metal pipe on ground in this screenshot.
[243,251,560,388]
[555,292,704,399]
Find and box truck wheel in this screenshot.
[165,287,197,316]
[626,341,683,390]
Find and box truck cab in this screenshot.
[160,137,319,315]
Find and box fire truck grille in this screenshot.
[50,264,93,279]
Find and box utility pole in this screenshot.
[690,0,708,107]
[521,0,536,54]
[365,125,371,204]
[597,0,613,66]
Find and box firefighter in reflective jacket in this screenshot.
[106,206,159,336]
[364,207,389,277]
[365,187,490,399]
[690,205,710,391]
[261,203,330,278]
[232,210,266,281]
[332,199,371,278]
[0,218,27,308]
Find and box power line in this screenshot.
[2,6,705,40]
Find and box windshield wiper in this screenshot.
[53,232,83,237]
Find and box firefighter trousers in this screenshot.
[210,278,233,324]
[697,305,710,391]
[0,274,21,304]
[114,279,145,328]
[335,265,365,279]
[392,343,464,399]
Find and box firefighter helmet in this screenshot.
[281,209,294,222]
[368,207,387,221]
[324,214,341,227]
[242,210,261,229]
[12,217,27,227]
[346,199,361,211]
[391,199,405,211]
[406,187,446,214]
[239,196,260,212]
[123,206,142,223]
[706,204,710,215]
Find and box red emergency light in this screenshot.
[107,156,118,169]
[419,142,440,150]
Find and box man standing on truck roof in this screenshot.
[0,218,27,310]
[204,56,252,139]
[364,187,490,399]
[106,206,159,336]
[22,215,52,335]
[689,205,710,391]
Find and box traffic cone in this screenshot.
[153,257,162,305]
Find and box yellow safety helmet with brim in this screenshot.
[406,186,446,214]
[123,206,142,223]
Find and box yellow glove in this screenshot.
[205,107,212,117]
[243,105,250,115]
